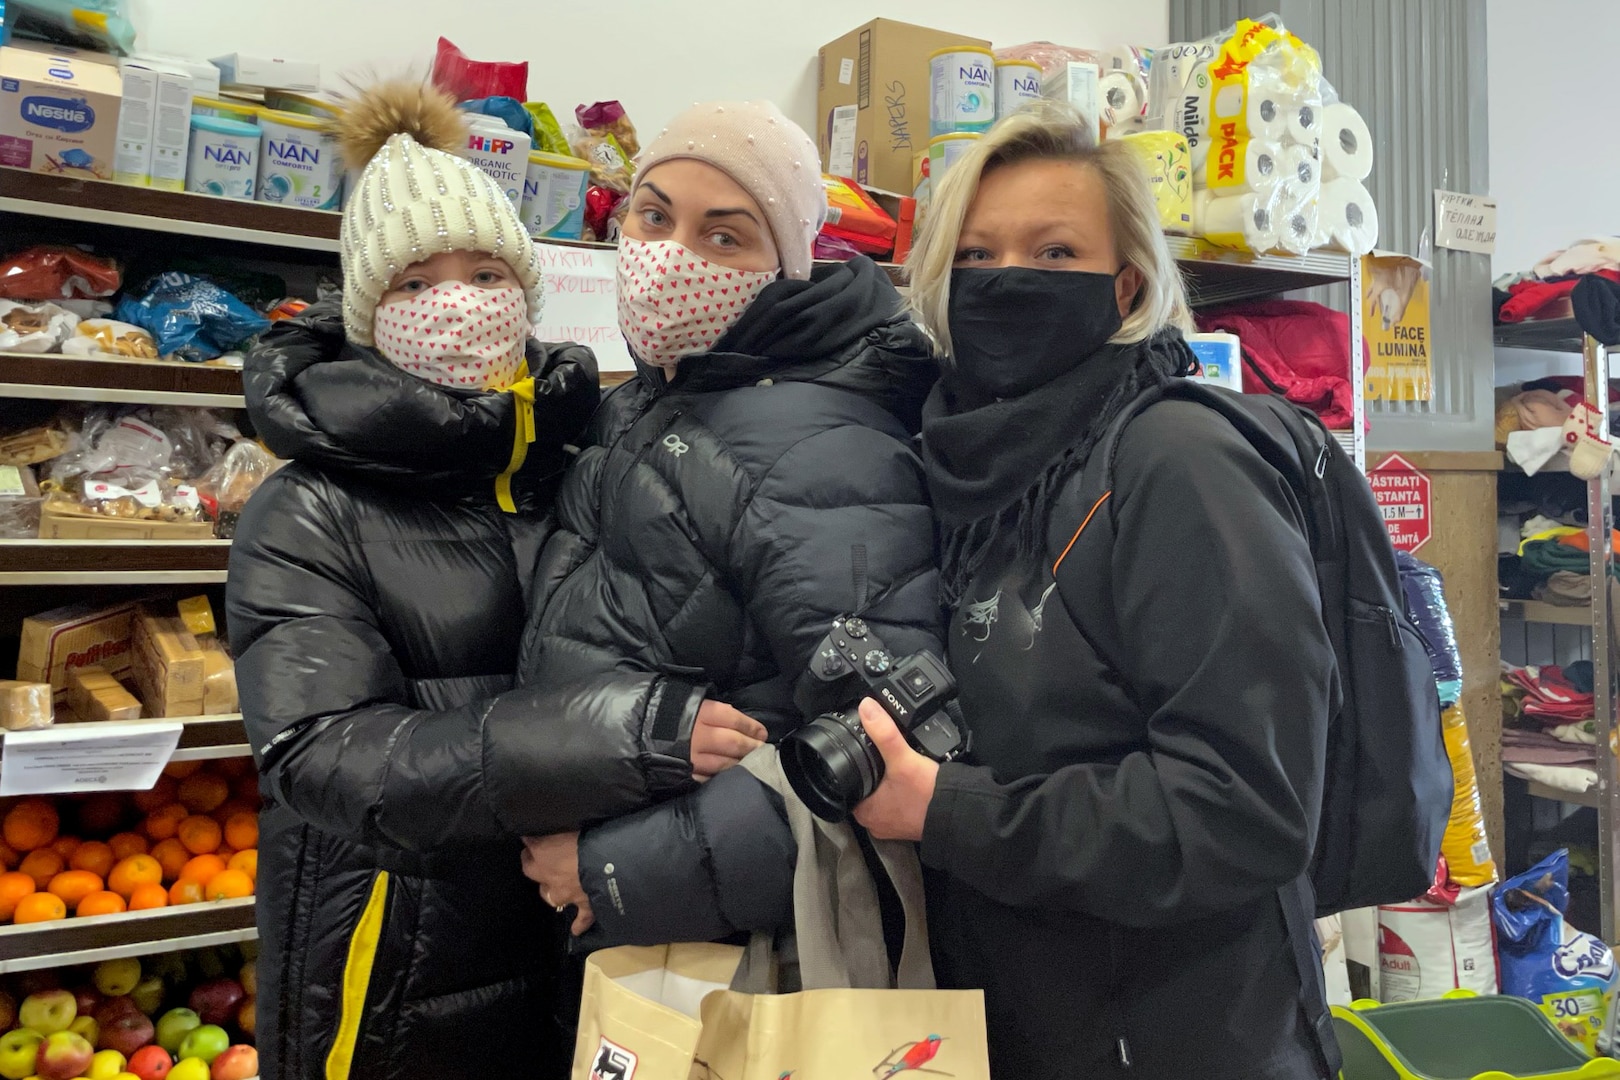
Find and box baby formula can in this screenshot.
[995,59,1044,122]
[258,109,343,211]
[186,114,259,200]
[930,46,996,138]
[927,133,980,187]
[192,97,260,125]
[521,151,592,239]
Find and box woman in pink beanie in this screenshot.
[512,101,942,993]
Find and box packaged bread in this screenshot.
[0,425,69,467]
[18,602,137,702]
[130,607,207,717]
[0,681,53,731]
[66,665,143,723]
[203,646,238,715]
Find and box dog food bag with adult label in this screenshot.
[1493,850,1619,1055]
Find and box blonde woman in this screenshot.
[851,103,1339,1080]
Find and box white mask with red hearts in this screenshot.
[372,282,530,390]
[616,237,778,370]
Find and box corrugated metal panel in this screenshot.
[1170,0,1494,451]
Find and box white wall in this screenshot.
[1487,0,1620,277]
[128,1,1167,140]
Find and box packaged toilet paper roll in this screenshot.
[1101,71,1146,127]
[1121,131,1193,233]
[1280,142,1320,190]
[1246,86,1290,141]
[1206,140,1286,194]
[1321,103,1374,182]
[1276,197,1321,256]
[1318,177,1380,255]
[1202,192,1281,253]
[1287,99,1321,147]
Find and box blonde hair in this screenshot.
[906,101,1193,357]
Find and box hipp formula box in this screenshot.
[462,117,530,210]
[0,41,122,180]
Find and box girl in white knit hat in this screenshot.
[228,81,600,1080]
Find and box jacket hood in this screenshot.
[661,256,938,433]
[245,301,598,510]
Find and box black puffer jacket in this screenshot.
[502,256,943,945]
[226,304,598,1080]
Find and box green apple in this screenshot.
[0,1030,42,1080]
[68,1016,97,1048]
[128,977,165,1019]
[92,961,141,1001]
[18,991,76,1036]
[175,1027,226,1067]
[166,1059,209,1080]
[87,1049,127,1079]
[153,1010,199,1056]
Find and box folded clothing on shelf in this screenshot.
[1496,268,1620,325]
[1502,662,1595,726]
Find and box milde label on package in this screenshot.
[0,721,184,796]
[1434,189,1497,255]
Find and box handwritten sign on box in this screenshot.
[0,721,183,796]
[533,243,634,374]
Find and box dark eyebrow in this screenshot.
[705,207,760,224]
[642,182,672,204]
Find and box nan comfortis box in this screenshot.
[0,40,123,180]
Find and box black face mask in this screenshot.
[946,266,1125,399]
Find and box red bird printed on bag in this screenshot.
[874,1035,948,1077]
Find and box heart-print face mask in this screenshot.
[372,283,530,390]
[616,237,778,371]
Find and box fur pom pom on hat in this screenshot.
[335,80,544,346]
[634,101,828,281]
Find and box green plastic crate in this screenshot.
[1335,995,1620,1080]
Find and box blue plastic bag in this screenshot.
[1493,850,1619,1054]
[114,273,269,363]
[1396,550,1464,706]
[460,97,533,140]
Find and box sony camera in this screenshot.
[781,616,968,823]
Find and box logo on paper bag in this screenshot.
[589,1037,638,1080]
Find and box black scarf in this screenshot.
[921,330,1195,602]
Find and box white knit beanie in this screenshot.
[336,82,544,346]
[634,101,828,281]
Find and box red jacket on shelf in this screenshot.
[1196,300,1363,431]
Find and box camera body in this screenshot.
[781,616,967,823]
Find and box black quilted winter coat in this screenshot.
[226,303,598,1080]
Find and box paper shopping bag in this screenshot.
[572,942,743,1080]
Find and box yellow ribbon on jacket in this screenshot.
[495,361,537,514]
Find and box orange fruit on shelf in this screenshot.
[178,774,229,815]
[107,855,163,899]
[179,854,225,886]
[168,878,205,906]
[0,840,21,871]
[69,841,115,880]
[177,815,222,856]
[143,804,188,842]
[3,799,59,852]
[151,839,189,882]
[204,869,253,901]
[128,883,168,911]
[163,760,203,780]
[232,774,262,809]
[76,792,127,835]
[132,775,179,814]
[227,850,257,883]
[108,832,148,861]
[0,871,36,921]
[14,892,66,924]
[48,836,81,861]
[18,849,64,890]
[211,800,256,826]
[76,890,126,917]
[47,870,103,908]
[223,813,258,852]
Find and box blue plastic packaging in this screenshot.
[1397,550,1464,705]
[114,272,269,363]
[4,0,135,54]
[460,97,533,140]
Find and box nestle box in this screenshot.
[0,40,122,179]
[817,19,989,194]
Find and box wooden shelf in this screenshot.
[1501,599,1593,626]
[0,167,339,254]
[0,352,244,408]
[1495,318,1587,355]
[0,540,230,585]
[0,898,255,974]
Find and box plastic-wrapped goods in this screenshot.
[60,318,158,359]
[1395,550,1463,699]
[0,463,42,538]
[820,176,896,256]
[431,37,527,103]
[1120,132,1193,234]
[1438,705,1498,888]
[1493,850,1619,1055]
[524,102,574,158]
[0,246,121,301]
[1377,885,1499,1002]
[0,681,53,731]
[4,0,135,54]
[113,273,271,362]
[1321,102,1374,182]
[993,42,1101,79]
[0,299,77,352]
[195,439,281,539]
[577,101,640,160]
[66,664,141,722]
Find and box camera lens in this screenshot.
[781,708,886,823]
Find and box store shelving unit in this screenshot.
[1494,320,1618,940]
[0,899,255,974]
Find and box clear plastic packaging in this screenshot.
[576,101,641,160]
[0,299,78,353]
[195,440,282,539]
[60,318,159,359]
[4,0,135,54]
[994,42,1101,79]
[0,464,43,539]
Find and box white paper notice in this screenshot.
[829,105,858,179]
[532,243,634,374]
[0,722,183,796]
[1434,189,1497,255]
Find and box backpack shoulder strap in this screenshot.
[1047,383,1170,576]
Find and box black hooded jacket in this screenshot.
[505,256,945,952]
[226,303,598,1080]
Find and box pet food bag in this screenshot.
[1378,885,1499,1002]
[1493,850,1619,1054]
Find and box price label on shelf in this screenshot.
[0,721,184,796]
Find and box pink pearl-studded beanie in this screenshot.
[634,101,828,281]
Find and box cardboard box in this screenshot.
[0,40,123,180]
[130,607,206,717]
[817,19,990,194]
[117,57,193,190]
[210,52,320,93]
[18,602,137,703]
[66,664,142,722]
[1043,61,1102,145]
[38,503,215,541]
[1186,332,1243,392]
